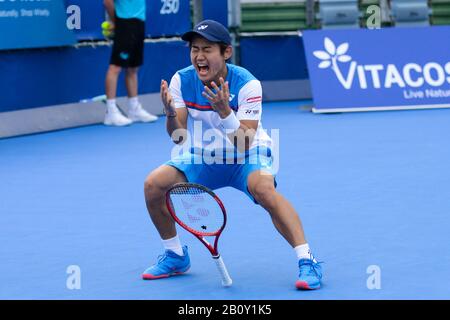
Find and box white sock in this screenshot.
[162,235,184,256]
[294,243,316,262]
[106,99,118,112]
[128,96,140,109]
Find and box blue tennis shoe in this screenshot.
[142,246,191,280]
[295,258,323,290]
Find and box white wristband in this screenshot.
[219,112,241,131]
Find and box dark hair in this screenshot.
[218,42,230,56]
[188,35,231,57]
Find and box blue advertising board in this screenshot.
[66,0,105,41]
[146,0,191,37]
[65,0,191,41]
[302,27,450,113]
[203,0,228,27]
[0,40,190,112]
[0,0,76,50]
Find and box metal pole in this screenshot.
[228,0,241,29]
[228,0,241,65]
[306,0,315,28]
[379,0,390,25]
[193,0,203,25]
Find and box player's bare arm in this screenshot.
[161,79,188,144]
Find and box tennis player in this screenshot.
[142,20,323,290]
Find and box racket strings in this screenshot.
[168,185,225,235]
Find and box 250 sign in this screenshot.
[160,0,179,15]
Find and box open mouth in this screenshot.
[197,63,209,77]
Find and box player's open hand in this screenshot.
[202,77,232,118]
[161,80,177,116]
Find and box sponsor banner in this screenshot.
[0,0,76,50]
[66,0,105,41]
[302,27,450,113]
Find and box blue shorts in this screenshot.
[165,148,276,203]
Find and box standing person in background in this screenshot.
[103,0,158,126]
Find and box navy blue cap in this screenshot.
[182,20,232,46]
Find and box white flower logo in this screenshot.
[313,37,355,89]
[313,37,352,68]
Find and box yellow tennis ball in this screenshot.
[102,29,112,38]
[101,21,111,30]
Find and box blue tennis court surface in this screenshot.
[1,100,450,299]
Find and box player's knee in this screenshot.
[251,182,277,209]
[144,175,164,203]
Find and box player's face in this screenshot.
[190,37,232,85]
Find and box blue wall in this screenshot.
[240,36,309,81]
[0,1,312,114]
[0,41,190,113]
[0,35,309,112]
[146,0,191,37]
[203,0,228,27]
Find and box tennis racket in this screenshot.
[166,183,232,287]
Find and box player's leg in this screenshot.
[247,171,307,247]
[143,153,230,280]
[144,164,187,239]
[142,164,190,279]
[247,170,323,290]
[144,156,226,239]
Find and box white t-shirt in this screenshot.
[169,64,272,157]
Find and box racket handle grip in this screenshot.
[213,255,233,287]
